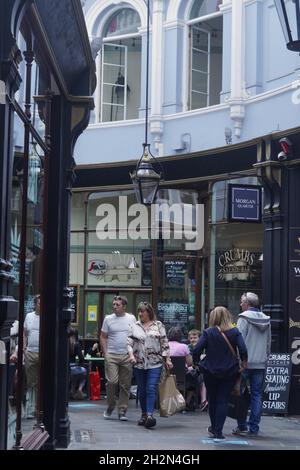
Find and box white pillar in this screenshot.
[229,0,245,137]
[150,0,164,155]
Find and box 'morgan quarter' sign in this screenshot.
[228,184,261,222]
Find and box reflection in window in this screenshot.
[104,8,141,37]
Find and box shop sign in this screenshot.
[228,184,261,222]
[157,302,188,325]
[262,354,292,414]
[217,249,255,281]
[87,254,141,287]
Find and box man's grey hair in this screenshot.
[242,292,259,308]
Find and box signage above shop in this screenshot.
[228,184,261,223]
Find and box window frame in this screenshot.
[186,9,223,111]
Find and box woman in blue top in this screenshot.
[193,306,248,440]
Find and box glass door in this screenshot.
[154,255,201,340]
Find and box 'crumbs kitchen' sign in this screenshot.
[262,354,292,414]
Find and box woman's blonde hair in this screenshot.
[209,306,233,331]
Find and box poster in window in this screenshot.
[70,285,79,324]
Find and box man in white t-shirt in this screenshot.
[24,294,40,418]
[100,295,136,421]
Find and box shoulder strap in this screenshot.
[216,326,237,358]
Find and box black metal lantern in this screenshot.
[130,143,161,205]
[130,0,162,205]
[274,0,300,51]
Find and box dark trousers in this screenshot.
[204,371,237,436]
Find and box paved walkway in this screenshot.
[65,398,300,451]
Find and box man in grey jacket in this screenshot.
[233,292,271,437]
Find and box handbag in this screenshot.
[227,378,250,420]
[158,368,186,417]
[216,326,245,396]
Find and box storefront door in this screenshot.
[153,255,201,339]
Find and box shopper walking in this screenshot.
[233,292,271,437]
[100,295,136,421]
[24,294,41,418]
[193,306,247,440]
[127,301,173,428]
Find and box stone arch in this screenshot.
[11,0,31,37]
[85,0,147,38]
[166,0,193,23]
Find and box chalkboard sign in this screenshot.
[262,353,292,414]
[165,260,186,287]
[69,285,79,324]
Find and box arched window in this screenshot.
[100,8,141,122]
[188,0,223,110]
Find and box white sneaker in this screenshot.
[119,413,128,421]
[103,408,114,419]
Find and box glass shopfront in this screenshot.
[208,177,263,321]
[70,179,263,344]
[70,190,152,342]
[7,26,57,448]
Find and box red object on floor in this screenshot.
[89,370,101,400]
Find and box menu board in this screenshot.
[262,353,292,414]
[165,260,186,287]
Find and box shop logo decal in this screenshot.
[88,260,107,277]
[217,249,255,281]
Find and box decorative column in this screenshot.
[224,0,245,137]
[254,139,287,353]
[39,96,93,449]
[150,0,164,155]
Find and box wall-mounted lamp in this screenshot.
[130,0,163,205]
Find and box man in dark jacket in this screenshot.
[233,292,271,437]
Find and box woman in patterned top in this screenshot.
[127,302,173,428]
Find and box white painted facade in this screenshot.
[75,0,300,165]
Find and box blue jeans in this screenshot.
[134,366,162,415]
[238,369,265,434]
[204,372,237,437]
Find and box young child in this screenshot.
[187,329,208,411]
